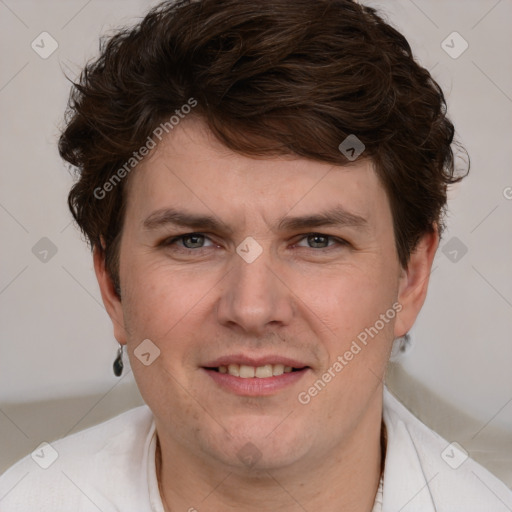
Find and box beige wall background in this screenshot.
[1,0,511,488]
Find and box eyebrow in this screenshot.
[142,205,368,234]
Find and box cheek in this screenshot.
[304,264,396,340]
[299,271,398,390]
[120,259,204,409]
[121,255,216,341]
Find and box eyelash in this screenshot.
[159,232,349,253]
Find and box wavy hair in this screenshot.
[59,0,468,294]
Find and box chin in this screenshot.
[201,416,313,470]
[215,443,308,473]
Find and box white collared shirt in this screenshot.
[1,387,510,511]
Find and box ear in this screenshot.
[93,241,128,346]
[394,226,439,338]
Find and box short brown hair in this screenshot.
[59,0,468,296]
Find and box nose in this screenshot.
[216,246,295,335]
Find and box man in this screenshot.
[1,0,511,510]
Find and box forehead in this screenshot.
[123,118,389,230]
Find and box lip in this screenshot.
[202,354,308,369]
[202,367,310,396]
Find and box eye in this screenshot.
[161,233,215,250]
[295,233,348,250]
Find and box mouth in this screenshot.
[201,357,311,396]
[205,363,306,378]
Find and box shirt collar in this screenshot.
[381,387,437,512]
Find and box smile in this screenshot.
[202,363,310,396]
[213,363,301,378]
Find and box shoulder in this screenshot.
[0,405,155,512]
[382,387,512,511]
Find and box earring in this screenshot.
[389,333,412,362]
[113,344,124,377]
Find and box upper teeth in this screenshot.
[218,364,294,378]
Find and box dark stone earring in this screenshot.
[113,344,124,377]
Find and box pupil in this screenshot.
[184,234,203,248]
[309,234,327,248]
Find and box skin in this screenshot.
[94,117,438,512]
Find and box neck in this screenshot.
[156,402,385,512]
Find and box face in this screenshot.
[95,117,436,473]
